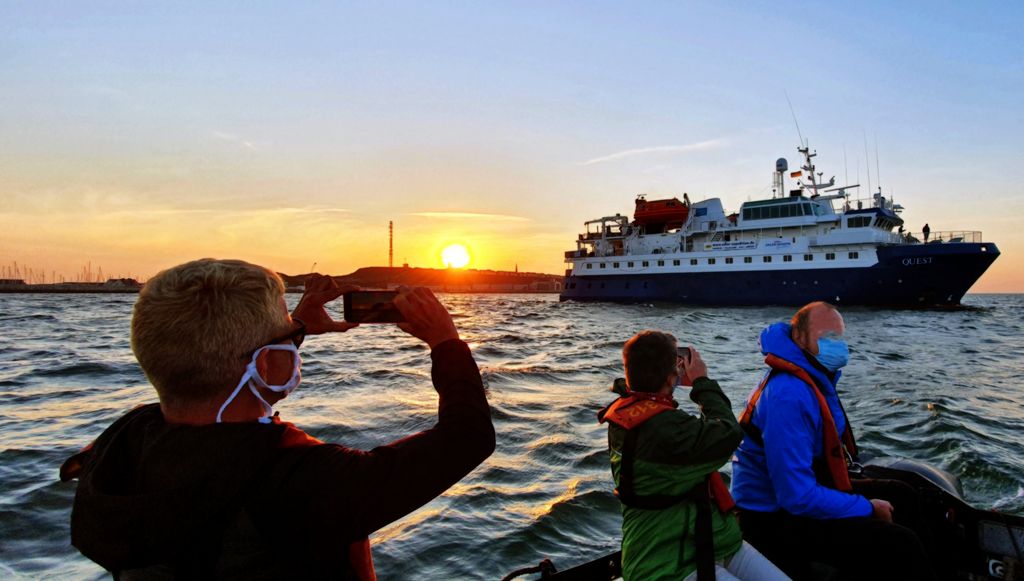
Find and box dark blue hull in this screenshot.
[559,243,999,307]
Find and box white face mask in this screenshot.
[216,343,302,423]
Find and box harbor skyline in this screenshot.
[2,2,1022,291]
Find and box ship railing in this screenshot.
[898,231,983,245]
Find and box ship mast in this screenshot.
[798,145,817,192]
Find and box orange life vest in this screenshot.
[599,391,735,581]
[738,354,858,492]
[599,391,735,513]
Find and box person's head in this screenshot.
[622,330,679,393]
[131,259,292,414]
[790,301,844,356]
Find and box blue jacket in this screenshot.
[731,322,872,519]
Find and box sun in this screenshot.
[441,244,471,268]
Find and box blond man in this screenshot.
[61,259,495,579]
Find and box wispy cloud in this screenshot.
[267,206,351,215]
[407,211,530,222]
[212,130,259,151]
[102,206,350,219]
[581,138,729,166]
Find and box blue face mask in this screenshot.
[815,337,849,371]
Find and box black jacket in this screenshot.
[63,339,495,579]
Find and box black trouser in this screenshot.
[739,479,936,581]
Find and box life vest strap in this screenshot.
[739,354,857,492]
[612,412,730,581]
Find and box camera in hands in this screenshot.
[343,290,406,323]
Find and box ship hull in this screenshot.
[559,243,999,307]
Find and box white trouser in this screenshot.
[682,540,791,581]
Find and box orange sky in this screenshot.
[2,4,1021,292]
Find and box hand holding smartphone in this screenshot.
[676,345,707,387]
[343,291,406,323]
[343,287,460,349]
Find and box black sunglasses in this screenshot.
[240,319,306,360]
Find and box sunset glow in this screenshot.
[441,244,471,269]
[1,4,1021,290]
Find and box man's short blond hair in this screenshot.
[131,258,289,407]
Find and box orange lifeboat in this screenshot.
[633,195,689,233]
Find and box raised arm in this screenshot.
[303,287,495,537]
[653,347,743,466]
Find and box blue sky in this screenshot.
[2,1,1022,288]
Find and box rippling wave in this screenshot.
[0,293,1022,578]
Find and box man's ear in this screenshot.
[254,350,269,374]
[791,328,806,351]
[666,370,679,390]
[260,349,295,384]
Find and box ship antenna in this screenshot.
[863,131,872,202]
[843,144,848,185]
[785,91,804,145]
[874,134,882,194]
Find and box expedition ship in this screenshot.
[560,143,999,306]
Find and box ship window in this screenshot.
[708,258,716,265]
[826,253,836,260]
[804,254,813,261]
[642,261,649,267]
[690,259,698,266]
[813,204,826,216]
[600,263,606,269]
[673,259,681,266]
[744,256,752,263]
[627,261,634,267]
[743,209,752,221]
[613,262,619,268]
[763,256,772,263]
[725,257,734,264]
[770,206,781,219]
[657,260,665,266]
[782,205,793,218]
[783,255,793,262]
[848,216,871,228]
[586,263,593,269]
[849,251,859,259]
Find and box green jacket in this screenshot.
[606,378,744,581]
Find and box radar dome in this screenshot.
[776,158,789,172]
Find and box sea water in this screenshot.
[1,293,1022,579]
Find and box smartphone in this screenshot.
[343,290,405,323]
[676,346,691,360]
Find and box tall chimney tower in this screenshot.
[388,221,394,268]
